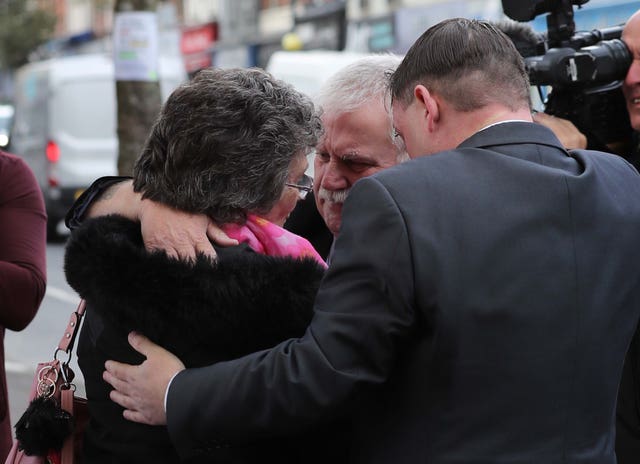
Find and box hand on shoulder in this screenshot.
[139,199,237,261]
[533,112,587,150]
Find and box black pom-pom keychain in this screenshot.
[14,362,76,457]
[14,395,74,457]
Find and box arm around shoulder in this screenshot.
[164,176,416,456]
[85,178,141,221]
[65,176,135,229]
[66,176,226,260]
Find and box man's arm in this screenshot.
[65,176,132,229]
[66,177,235,259]
[104,332,184,425]
[532,111,633,157]
[104,176,416,456]
[85,179,141,220]
[532,112,587,149]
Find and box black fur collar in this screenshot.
[64,215,325,364]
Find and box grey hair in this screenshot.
[316,54,408,161]
[133,67,323,223]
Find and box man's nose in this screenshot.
[626,60,640,87]
[321,159,349,190]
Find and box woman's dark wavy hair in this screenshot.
[132,67,322,223]
[390,18,531,112]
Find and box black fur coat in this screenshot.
[64,215,343,463]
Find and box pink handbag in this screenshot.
[5,300,88,464]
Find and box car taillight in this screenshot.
[46,140,60,187]
[46,140,60,163]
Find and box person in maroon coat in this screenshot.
[0,150,47,460]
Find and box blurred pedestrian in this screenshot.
[0,150,46,461]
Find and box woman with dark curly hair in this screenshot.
[63,68,344,463]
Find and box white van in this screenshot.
[266,50,375,100]
[11,53,186,237]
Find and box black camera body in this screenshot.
[502,0,632,145]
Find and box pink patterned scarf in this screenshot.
[222,214,327,268]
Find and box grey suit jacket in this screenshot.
[167,122,640,463]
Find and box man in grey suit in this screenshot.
[105,18,640,463]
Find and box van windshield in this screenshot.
[53,80,116,139]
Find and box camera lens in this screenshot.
[582,38,632,83]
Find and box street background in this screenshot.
[5,240,85,429]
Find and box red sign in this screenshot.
[181,23,217,56]
[183,53,212,73]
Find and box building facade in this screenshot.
[27,0,640,72]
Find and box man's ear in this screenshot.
[414,85,440,132]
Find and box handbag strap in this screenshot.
[56,299,86,357]
[60,388,75,464]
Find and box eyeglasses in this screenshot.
[286,174,313,199]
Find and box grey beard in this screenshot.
[318,187,350,204]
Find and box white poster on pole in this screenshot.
[114,11,159,81]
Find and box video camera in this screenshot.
[501,0,632,146]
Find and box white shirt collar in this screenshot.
[477,119,530,133]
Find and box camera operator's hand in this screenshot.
[533,112,587,150]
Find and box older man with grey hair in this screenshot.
[312,55,408,238]
[284,54,407,258]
